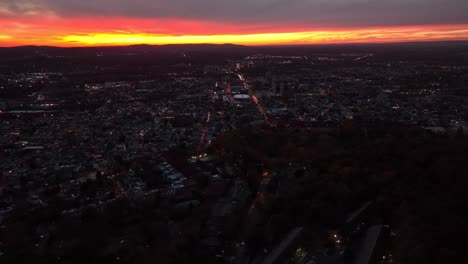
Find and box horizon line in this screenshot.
[2,39,468,49]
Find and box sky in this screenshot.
[1,0,468,46]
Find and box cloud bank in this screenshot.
[1,0,468,27]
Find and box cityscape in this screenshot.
[1,1,468,264]
[1,42,467,264]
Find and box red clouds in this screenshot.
[1,16,468,47]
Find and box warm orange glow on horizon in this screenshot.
[56,27,468,46]
[1,17,468,47]
[60,32,320,46]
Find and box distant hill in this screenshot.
[3,40,468,56]
[0,44,253,59]
[1,41,468,63]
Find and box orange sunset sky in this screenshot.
[1,1,468,47]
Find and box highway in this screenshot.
[197,111,211,150]
[237,74,274,127]
[354,53,374,62]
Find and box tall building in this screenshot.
[272,79,286,96]
[272,77,278,94]
[279,82,285,97]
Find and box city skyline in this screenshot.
[1,0,468,46]
[1,4,468,262]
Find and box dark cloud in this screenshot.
[1,0,468,27]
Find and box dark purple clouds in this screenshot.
[1,0,468,27]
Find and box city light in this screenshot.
[1,1,467,262]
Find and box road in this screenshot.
[237,74,274,127]
[354,53,374,62]
[197,111,211,150]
